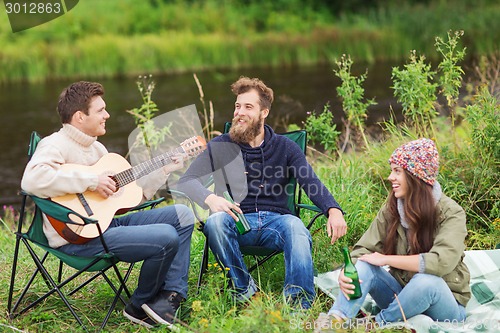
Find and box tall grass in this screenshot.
[0,0,499,83]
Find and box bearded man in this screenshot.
[177,76,346,309]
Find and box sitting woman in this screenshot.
[316,138,470,330]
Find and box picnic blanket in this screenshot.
[314,249,500,332]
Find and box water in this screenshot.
[0,62,402,207]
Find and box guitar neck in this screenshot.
[113,146,185,187]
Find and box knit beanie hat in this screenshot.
[389,138,439,185]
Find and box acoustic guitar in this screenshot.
[49,136,206,244]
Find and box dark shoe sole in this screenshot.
[141,303,180,332]
[123,309,155,329]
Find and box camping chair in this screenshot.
[7,131,164,332]
[170,123,325,291]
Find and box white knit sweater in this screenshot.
[22,124,168,247]
[21,124,109,247]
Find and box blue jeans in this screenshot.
[329,261,466,325]
[59,204,194,308]
[203,211,315,308]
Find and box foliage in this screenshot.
[1,29,498,333]
[303,103,341,155]
[435,30,467,133]
[0,1,499,82]
[437,84,500,246]
[126,75,172,157]
[391,50,438,138]
[464,86,500,164]
[389,30,467,139]
[435,30,467,108]
[306,30,498,250]
[334,54,376,151]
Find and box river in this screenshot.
[0,61,424,207]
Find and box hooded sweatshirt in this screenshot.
[177,125,342,216]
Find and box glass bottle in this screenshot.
[223,191,250,234]
[342,246,362,300]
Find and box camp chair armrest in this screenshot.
[128,197,165,212]
[29,195,98,225]
[296,203,323,214]
[296,203,325,230]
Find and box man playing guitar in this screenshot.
[21,81,194,331]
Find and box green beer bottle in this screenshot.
[342,246,362,300]
[223,191,251,235]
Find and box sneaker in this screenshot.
[123,303,157,328]
[232,278,259,304]
[286,293,312,311]
[160,290,185,315]
[141,290,183,331]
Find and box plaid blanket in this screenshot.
[314,249,500,332]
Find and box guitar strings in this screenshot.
[111,136,203,188]
[113,147,184,187]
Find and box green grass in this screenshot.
[0,28,498,330]
[0,0,499,83]
[1,125,497,332]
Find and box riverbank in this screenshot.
[1,0,499,83]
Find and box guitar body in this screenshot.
[48,135,206,244]
[51,153,143,244]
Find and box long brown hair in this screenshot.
[384,170,438,255]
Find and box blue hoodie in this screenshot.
[177,125,343,217]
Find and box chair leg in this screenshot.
[100,263,134,331]
[8,195,28,315]
[247,250,281,273]
[9,244,51,317]
[58,260,64,283]
[120,263,135,300]
[24,243,89,331]
[196,239,210,293]
[7,234,22,315]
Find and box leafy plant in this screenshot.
[126,75,172,157]
[435,30,467,108]
[304,103,341,156]
[391,50,438,138]
[435,30,467,132]
[334,54,376,151]
[465,86,500,163]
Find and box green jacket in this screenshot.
[351,194,471,306]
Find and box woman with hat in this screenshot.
[315,138,470,330]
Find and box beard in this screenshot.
[229,113,264,144]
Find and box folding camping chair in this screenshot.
[171,123,326,291]
[7,131,164,332]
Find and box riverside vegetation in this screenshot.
[0,0,499,83]
[0,31,499,332]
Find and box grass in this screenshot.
[0,26,498,331]
[0,0,499,83]
[1,127,497,332]
[0,146,404,333]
